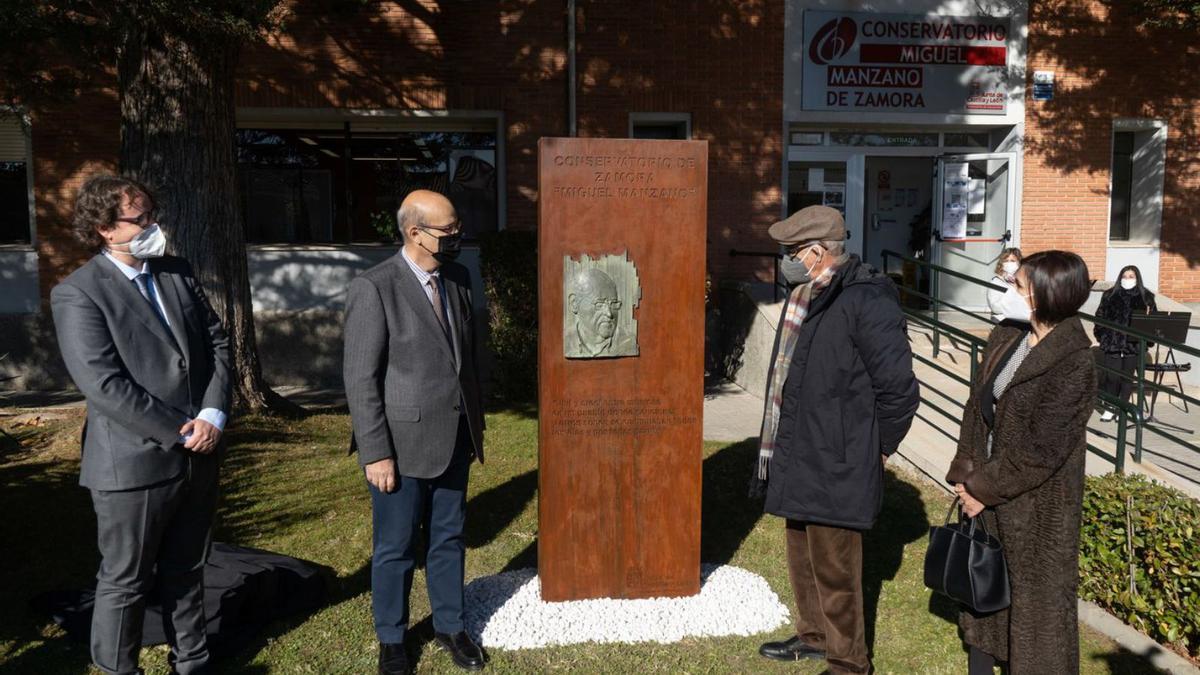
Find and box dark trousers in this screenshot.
[786,520,869,675]
[89,455,218,675]
[369,418,472,644]
[1099,351,1139,403]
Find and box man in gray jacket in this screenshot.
[51,175,231,675]
[344,190,486,674]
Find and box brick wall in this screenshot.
[573,0,784,283]
[31,88,121,300]
[1022,0,1200,300]
[236,0,569,233]
[29,1,783,301]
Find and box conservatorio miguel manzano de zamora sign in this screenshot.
[801,11,1012,115]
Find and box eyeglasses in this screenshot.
[593,300,622,311]
[421,221,462,236]
[115,210,156,228]
[786,244,819,260]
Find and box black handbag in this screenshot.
[924,499,1010,613]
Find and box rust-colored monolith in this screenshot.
[537,137,708,601]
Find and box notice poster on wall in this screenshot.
[967,179,987,215]
[941,162,969,239]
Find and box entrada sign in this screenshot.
[802,11,1012,115]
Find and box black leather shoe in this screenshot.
[759,635,826,661]
[435,631,486,671]
[378,642,410,675]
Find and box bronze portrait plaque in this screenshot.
[563,252,641,359]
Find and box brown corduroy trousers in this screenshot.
[786,520,870,674]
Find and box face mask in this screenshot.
[1120,278,1138,291]
[780,246,818,286]
[111,223,167,259]
[999,286,1032,323]
[421,228,462,262]
[1002,261,1020,276]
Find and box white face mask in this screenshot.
[1001,261,1020,276]
[999,286,1032,323]
[1120,278,1138,291]
[111,223,167,259]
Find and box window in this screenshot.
[236,125,498,244]
[0,116,32,245]
[943,132,991,150]
[1108,121,1167,245]
[787,161,847,218]
[1109,132,1135,241]
[629,113,691,140]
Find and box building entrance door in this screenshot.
[931,152,1017,310]
[863,157,935,271]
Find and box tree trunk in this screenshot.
[117,26,302,416]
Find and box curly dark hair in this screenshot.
[72,175,154,251]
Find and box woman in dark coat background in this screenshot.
[946,250,1097,675]
[1094,265,1157,421]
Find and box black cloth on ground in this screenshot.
[29,542,328,657]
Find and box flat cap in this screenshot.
[767,205,846,246]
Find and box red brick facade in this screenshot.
[28,0,784,299]
[1021,0,1200,300]
[20,1,1200,304]
[572,1,784,282]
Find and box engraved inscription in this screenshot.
[548,397,698,437]
[549,153,700,200]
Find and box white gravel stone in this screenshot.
[463,565,790,650]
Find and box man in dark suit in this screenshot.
[344,190,487,674]
[51,175,232,675]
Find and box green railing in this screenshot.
[882,249,1200,475]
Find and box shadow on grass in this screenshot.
[864,469,931,655]
[465,469,536,549]
[215,421,352,547]
[700,438,762,566]
[1090,645,1184,674]
[0,425,99,674]
[484,397,538,421]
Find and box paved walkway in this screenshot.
[703,382,762,442]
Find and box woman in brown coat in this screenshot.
[946,250,1097,675]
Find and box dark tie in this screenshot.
[427,276,450,339]
[134,272,173,334]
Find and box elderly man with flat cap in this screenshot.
[344,190,487,674]
[751,205,919,674]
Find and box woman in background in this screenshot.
[1094,265,1157,422]
[986,248,1023,322]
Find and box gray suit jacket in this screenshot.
[343,254,485,478]
[51,255,233,491]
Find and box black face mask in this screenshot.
[421,228,462,262]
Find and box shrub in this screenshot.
[478,230,538,403]
[1080,473,1200,658]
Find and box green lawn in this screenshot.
[0,409,1161,673]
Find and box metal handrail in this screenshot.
[882,249,1200,474]
[883,248,1200,359]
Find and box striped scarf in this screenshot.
[755,255,847,485]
